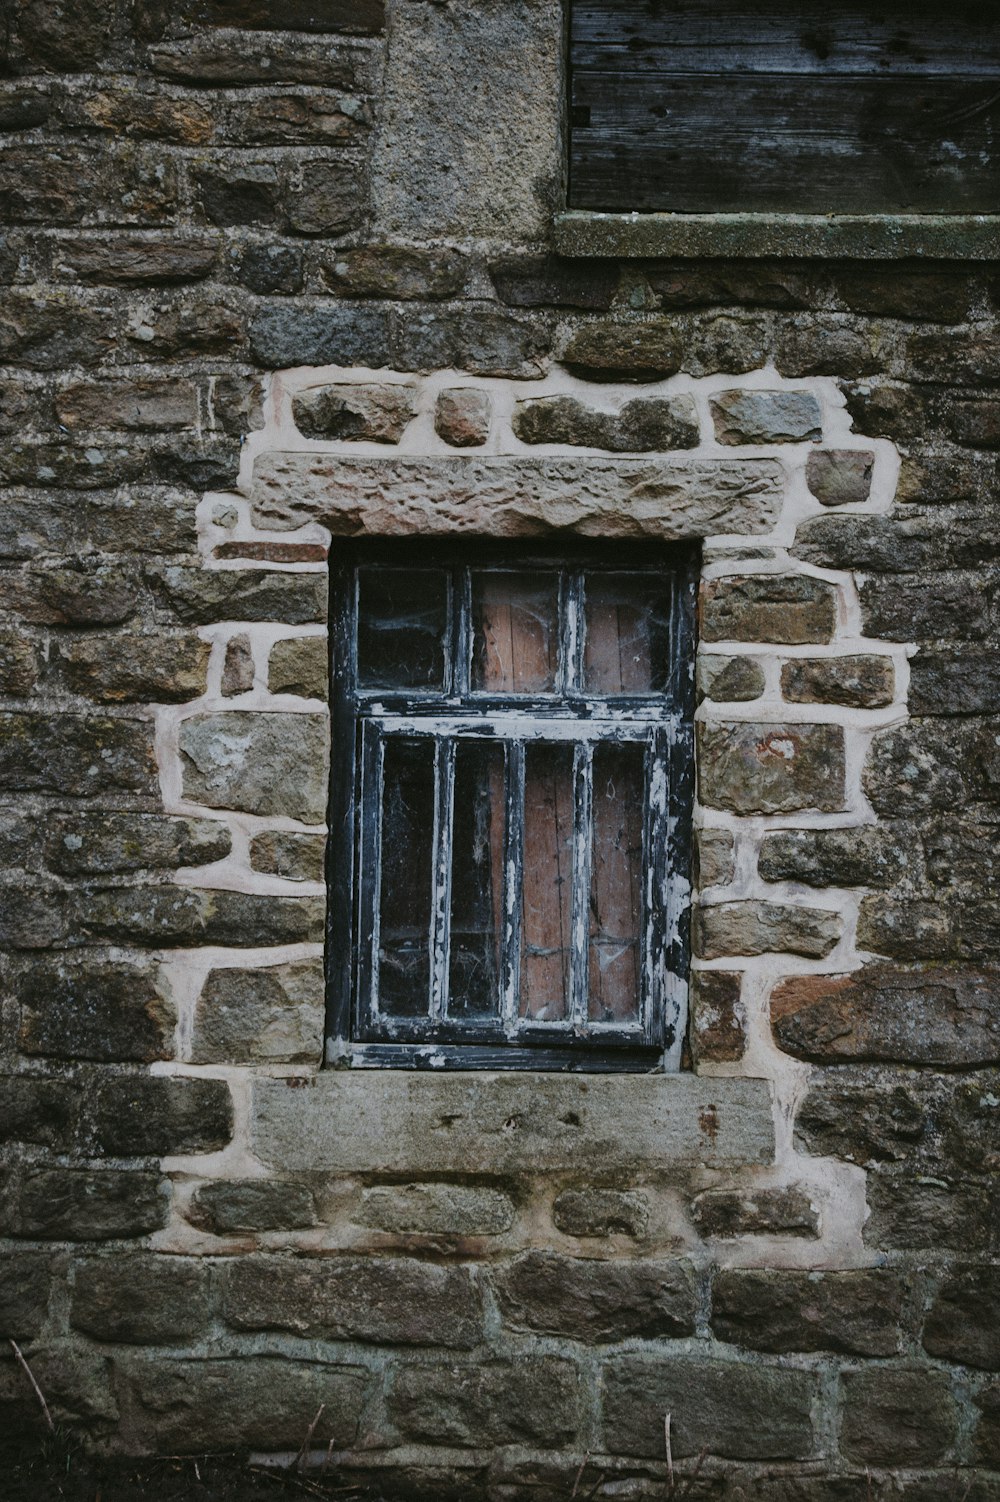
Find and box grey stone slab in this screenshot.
[251,1073,774,1176]
[249,454,784,540]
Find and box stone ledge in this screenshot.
[249,454,784,539]
[251,1072,774,1175]
[553,212,1000,262]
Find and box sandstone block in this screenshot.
[268,637,328,699]
[759,827,906,889]
[689,970,745,1064]
[434,388,492,447]
[923,1266,1000,1370]
[552,1189,649,1240]
[322,246,466,301]
[0,712,155,796]
[16,958,175,1063]
[180,712,329,822]
[711,390,822,445]
[559,319,681,380]
[695,828,736,888]
[55,379,198,431]
[1,492,196,564]
[357,1183,514,1236]
[0,630,37,694]
[11,1170,167,1240]
[697,653,765,703]
[0,562,138,627]
[512,394,698,451]
[224,1254,484,1347]
[781,654,894,708]
[493,1252,696,1342]
[600,1356,816,1460]
[52,233,218,284]
[855,895,952,961]
[220,633,254,696]
[71,1255,211,1344]
[191,961,324,1065]
[698,722,846,814]
[78,886,324,948]
[55,634,210,704]
[152,566,326,626]
[866,1173,1000,1254]
[44,812,230,875]
[702,575,837,644]
[805,449,874,506]
[691,1186,818,1240]
[839,1368,957,1467]
[188,1180,317,1234]
[386,1358,580,1447]
[291,382,415,442]
[772,965,1000,1068]
[695,901,841,959]
[251,455,784,540]
[118,1357,369,1454]
[287,161,363,235]
[249,831,326,883]
[712,1269,903,1356]
[91,1076,233,1157]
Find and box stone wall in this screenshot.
[2,2,1000,1497]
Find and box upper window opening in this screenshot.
[328,544,697,1073]
[568,2,1000,215]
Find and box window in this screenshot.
[568,2,1000,215]
[327,543,697,1072]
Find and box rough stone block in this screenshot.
[0,713,155,796]
[512,394,699,451]
[251,454,784,540]
[866,1172,1000,1254]
[695,828,736,889]
[55,379,198,432]
[694,900,841,959]
[559,319,681,380]
[434,388,492,448]
[855,895,952,961]
[805,449,874,507]
[118,1357,370,1454]
[758,827,906,889]
[54,634,210,704]
[220,633,254,696]
[356,1184,515,1236]
[0,630,37,693]
[91,1076,233,1157]
[781,654,894,708]
[386,1358,580,1448]
[10,1169,167,1240]
[291,382,415,442]
[191,961,324,1065]
[71,1255,211,1344]
[859,570,990,643]
[52,233,218,285]
[180,712,329,822]
[698,723,846,814]
[772,965,1000,1068]
[268,637,328,699]
[923,1266,1000,1370]
[863,721,988,818]
[702,575,838,644]
[600,1356,816,1460]
[152,566,326,626]
[16,958,175,1063]
[490,255,619,310]
[0,1252,52,1339]
[249,830,326,883]
[909,649,1000,716]
[44,813,230,876]
[976,1384,1000,1469]
[391,307,550,379]
[690,970,746,1063]
[249,302,392,369]
[78,886,324,948]
[188,1180,318,1234]
[251,1073,774,1176]
[0,491,197,564]
[552,1189,649,1240]
[697,653,765,703]
[493,1252,696,1342]
[224,1254,484,1347]
[321,246,467,301]
[839,1368,958,1467]
[711,390,822,445]
[712,1269,903,1356]
[691,1186,819,1240]
[0,1075,77,1148]
[0,562,138,628]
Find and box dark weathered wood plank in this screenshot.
[571,1,1000,76]
[570,72,1000,213]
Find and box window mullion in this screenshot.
[561,569,584,695]
[454,566,471,697]
[570,741,593,1030]
[501,740,524,1034]
[357,723,383,1035]
[429,738,456,1022]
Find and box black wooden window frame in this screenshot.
[326,540,698,1073]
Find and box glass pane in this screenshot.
[357,569,448,690]
[521,744,575,1022]
[588,743,644,1024]
[378,739,435,1017]
[471,572,558,694]
[448,742,506,1019]
[584,574,672,694]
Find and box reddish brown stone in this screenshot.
[213,542,328,563]
[690,970,745,1064]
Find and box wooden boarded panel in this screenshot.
[569,1,1000,213]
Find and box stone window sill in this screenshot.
[554,211,1000,261]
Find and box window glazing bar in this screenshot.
[570,741,593,1029]
[501,740,525,1034]
[429,739,456,1021]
